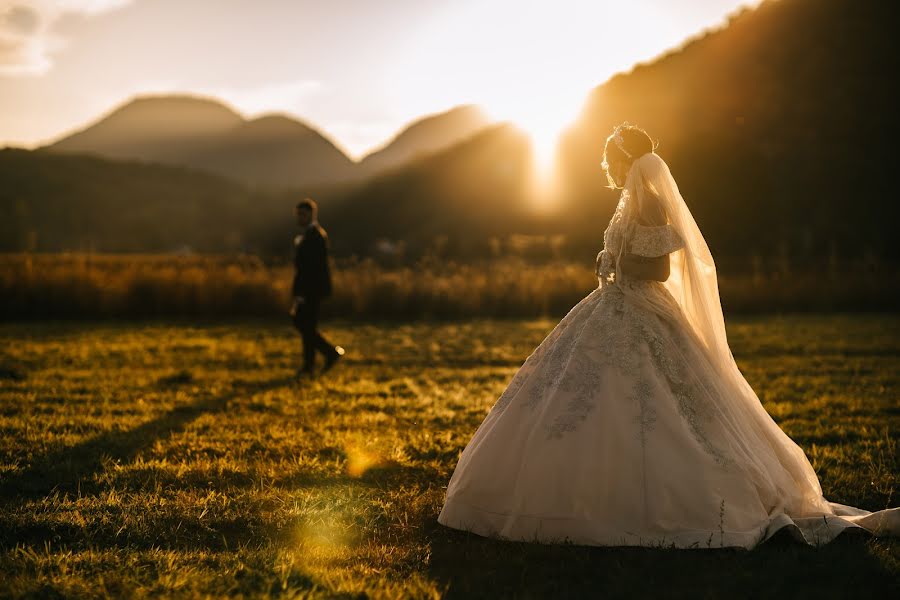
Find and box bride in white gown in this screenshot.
[438,123,898,548]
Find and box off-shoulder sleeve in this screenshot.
[629,223,685,257]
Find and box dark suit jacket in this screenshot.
[292,225,332,298]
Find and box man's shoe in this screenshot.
[321,346,345,374]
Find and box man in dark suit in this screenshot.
[291,198,343,377]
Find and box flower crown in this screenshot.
[612,122,632,158]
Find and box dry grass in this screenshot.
[2,253,898,320]
[0,315,897,598]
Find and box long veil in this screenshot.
[623,152,728,364]
[617,152,899,540]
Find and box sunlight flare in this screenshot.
[486,91,580,210]
[345,445,379,478]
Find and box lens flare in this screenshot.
[345,445,379,478]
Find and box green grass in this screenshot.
[0,315,898,598]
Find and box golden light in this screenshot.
[345,444,380,478]
[295,511,353,554]
[290,486,363,571]
[485,88,582,209]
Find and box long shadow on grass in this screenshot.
[0,403,439,553]
[0,464,440,554]
[0,376,296,504]
[427,526,898,598]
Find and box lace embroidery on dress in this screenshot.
[596,193,631,286]
[633,307,730,467]
[630,378,657,445]
[598,193,729,463]
[546,343,606,439]
[630,223,685,257]
[491,188,728,463]
[490,294,595,415]
[525,298,598,411]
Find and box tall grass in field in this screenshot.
[1,253,897,320]
[0,253,287,319]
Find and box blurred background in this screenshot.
[2,0,898,319]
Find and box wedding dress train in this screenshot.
[438,153,898,548]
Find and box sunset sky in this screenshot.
[1,0,760,159]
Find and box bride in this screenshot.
[438,124,898,548]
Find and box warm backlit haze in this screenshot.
[1,0,759,160]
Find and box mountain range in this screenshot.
[4,0,898,263]
[45,97,491,189]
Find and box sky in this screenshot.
[0,0,761,160]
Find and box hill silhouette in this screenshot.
[0,148,293,253]
[332,0,899,264]
[45,96,493,190]
[47,95,244,160]
[47,95,356,189]
[9,0,899,266]
[185,113,357,188]
[328,123,540,258]
[356,105,492,178]
[555,0,899,261]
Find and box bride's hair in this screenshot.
[601,124,656,188]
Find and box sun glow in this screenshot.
[485,89,582,208]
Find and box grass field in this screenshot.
[0,315,898,598]
[3,253,899,320]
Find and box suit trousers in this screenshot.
[291,295,336,371]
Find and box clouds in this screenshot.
[55,1,131,15]
[4,4,39,33]
[0,0,760,155]
[0,0,132,76]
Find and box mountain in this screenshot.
[0,148,294,254]
[46,95,356,189]
[48,95,245,163]
[14,0,899,263]
[186,114,357,188]
[555,0,900,261]
[45,96,493,190]
[332,0,900,263]
[327,123,543,258]
[356,105,492,178]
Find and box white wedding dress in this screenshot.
[438,153,898,548]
